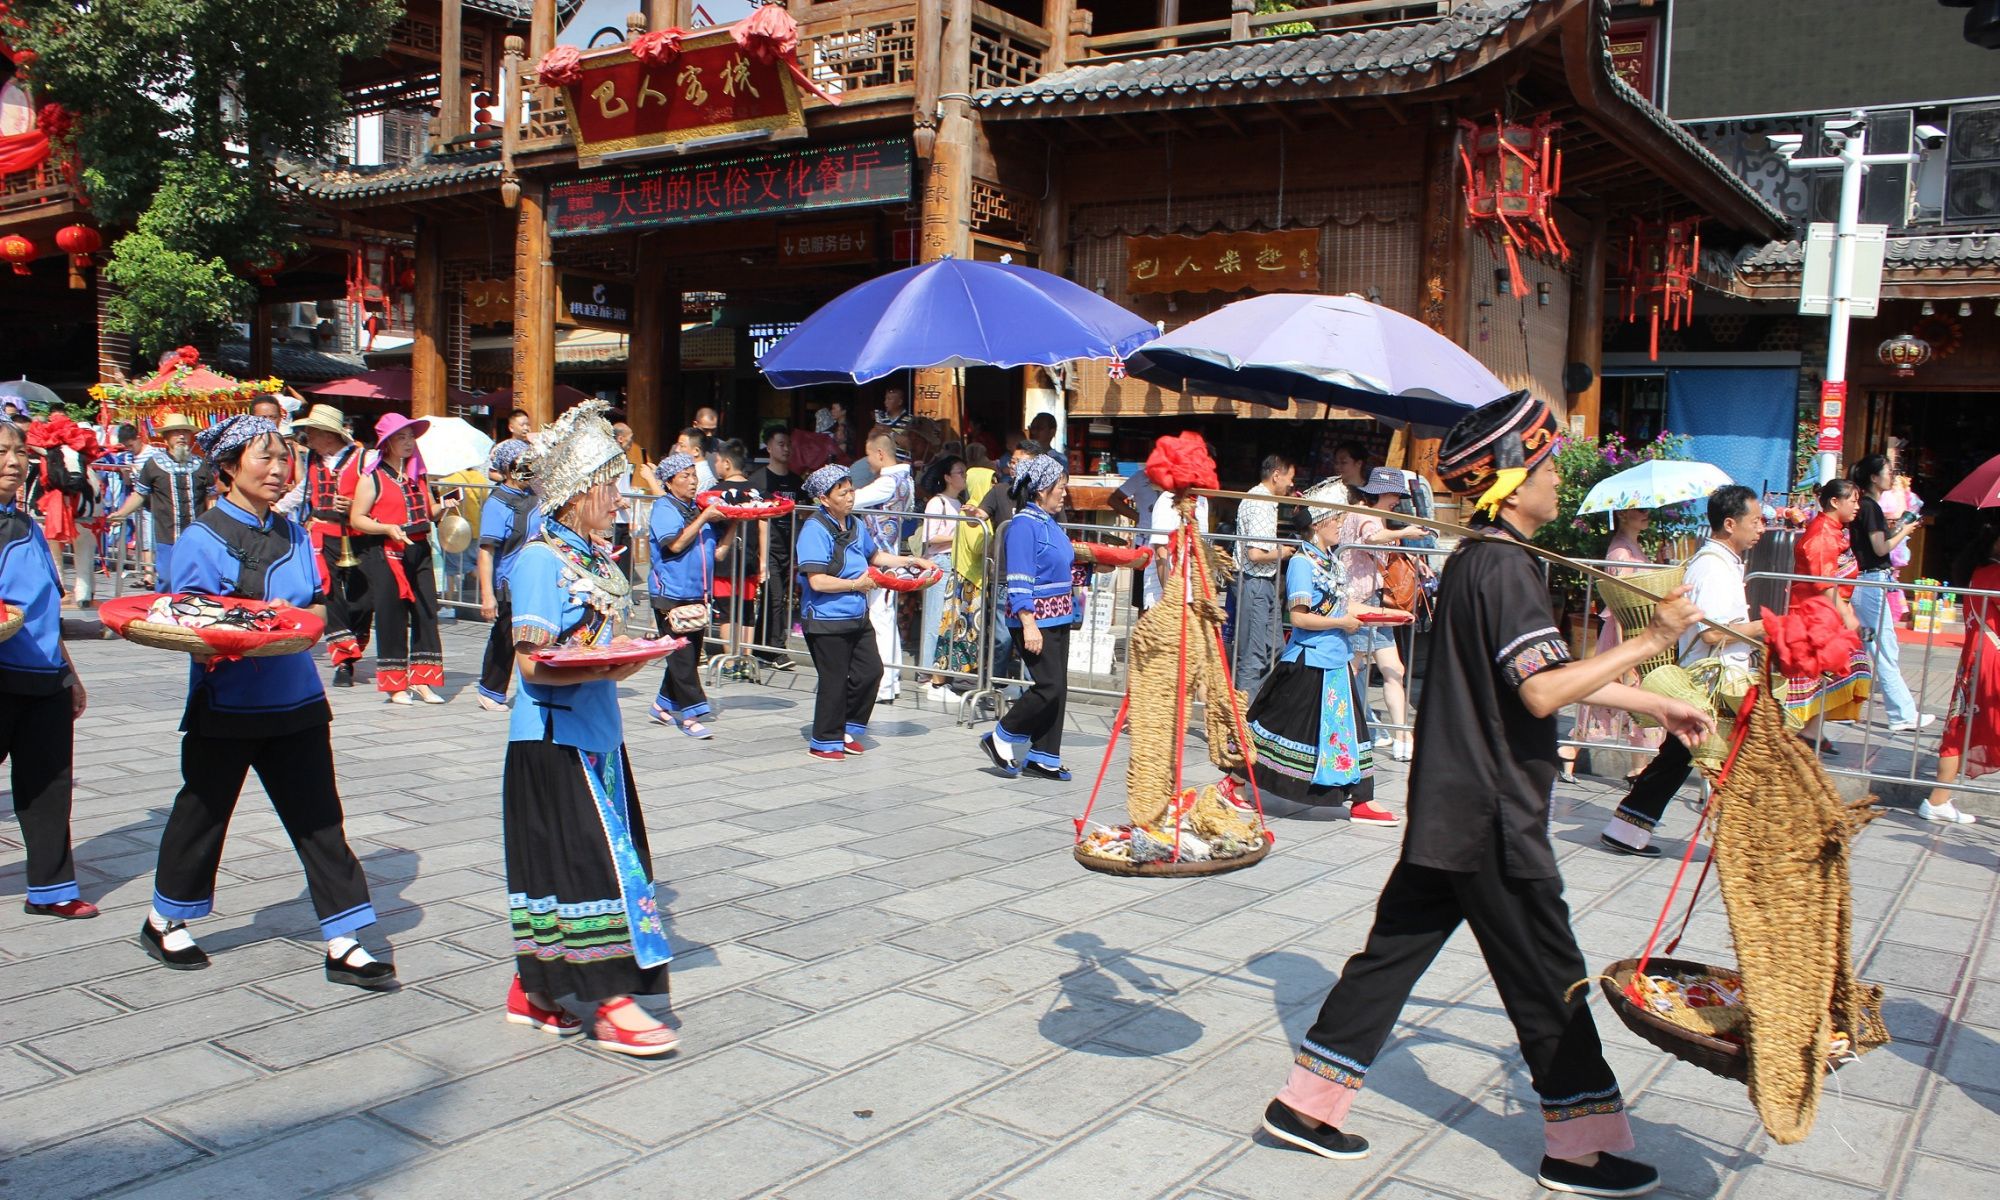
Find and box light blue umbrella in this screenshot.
[1580,460,1734,515]
[0,377,63,412]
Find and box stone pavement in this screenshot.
[2,619,1997,1200]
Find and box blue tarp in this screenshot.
[1664,367,1799,496]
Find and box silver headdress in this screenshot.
[1297,477,1348,526]
[529,399,625,515]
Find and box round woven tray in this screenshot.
[1073,839,1269,878]
[869,565,944,592]
[1600,957,1747,1082]
[100,594,324,660]
[0,602,22,644]
[117,619,317,659]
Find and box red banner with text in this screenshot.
[560,28,804,165]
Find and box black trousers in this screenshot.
[805,624,881,749]
[151,726,376,941]
[652,600,711,720]
[479,594,514,703]
[361,540,442,690]
[317,537,372,665]
[1287,845,1624,1140]
[757,559,795,661]
[998,623,1070,765]
[1,690,78,904]
[1604,735,1694,849]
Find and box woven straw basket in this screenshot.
[1600,957,1750,1082]
[117,619,316,659]
[0,602,22,644]
[1600,565,1685,676]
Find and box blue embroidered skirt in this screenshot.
[503,741,671,1001]
[1240,658,1375,806]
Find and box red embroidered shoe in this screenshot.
[24,898,99,919]
[842,736,867,755]
[591,997,680,1057]
[807,747,845,762]
[1349,802,1401,825]
[506,977,582,1036]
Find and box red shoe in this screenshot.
[1217,777,1256,813]
[505,977,582,1036]
[24,899,99,919]
[1349,802,1400,825]
[592,997,680,1057]
[807,747,845,762]
[843,736,867,755]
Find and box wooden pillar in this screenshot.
[627,233,670,460]
[1230,0,1252,40]
[411,220,447,418]
[1158,0,1181,49]
[512,181,556,428]
[94,279,132,389]
[645,0,674,29]
[915,0,974,430]
[1042,0,1076,71]
[1565,211,1608,440]
[438,0,464,151]
[249,302,273,381]
[1406,108,1467,485]
[530,0,557,58]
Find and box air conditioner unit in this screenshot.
[1945,104,2000,223]
[290,302,320,328]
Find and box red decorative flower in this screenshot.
[631,28,685,66]
[36,103,73,140]
[535,45,584,88]
[731,3,799,64]
[1144,431,1218,493]
[1760,598,1860,678]
[172,346,201,368]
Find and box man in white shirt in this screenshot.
[1233,455,1295,697]
[1144,489,1210,611]
[851,428,914,702]
[1601,484,1765,857]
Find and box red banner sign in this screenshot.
[560,28,805,166]
[1816,380,1847,452]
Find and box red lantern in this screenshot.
[397,266,417,293]
[53,224,101,289]
[1459,111,1569,297]
[1619,217,1700,362]
[242,251,284,287]
[0,234,36,276]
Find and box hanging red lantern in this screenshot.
[1619,216,1701,362]
[1877,332,1932,378]
[397,266,417,293]
[0,234,36,276]
[1458,111,1569,297]
[53,224,101,290]
[240,251,285,287]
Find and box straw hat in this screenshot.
[292,403,350,439]
[153,410,196,436]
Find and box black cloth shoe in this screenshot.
[326,945,398,991]
[1537,1153,1661,1197]
[979,733,1021,777]
[333,664,355,688]
[1599,834,1662,858]
[140,919,209,970]
[1260,1099,1370,1160]
[1022,760,1073,781]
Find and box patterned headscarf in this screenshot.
[655,452,698,485]
[802,463,850,500]
[195,414,280,462]
[490,438,535,477]
[1010,453,1066,502]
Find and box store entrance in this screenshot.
[1876,389,2000,579]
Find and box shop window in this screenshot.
[1601,374,1668,444]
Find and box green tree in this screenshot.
[14,1,401,353]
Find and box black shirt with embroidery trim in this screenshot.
[1402,523,1573,880]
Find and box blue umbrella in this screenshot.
[757,257,1156,388]
[1124,293,1509,428]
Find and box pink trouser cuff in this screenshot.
[1275,1063,1361,1128]
[1544,1110,1636,1159]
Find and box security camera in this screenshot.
[1917,123,1948,147]
[1766,133,1804,159]
[1822,116,1864,134]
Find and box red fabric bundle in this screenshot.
[1760,597,1862,679]
[0,128,47,176]
[631,28,686,65]
[25,414,102,543]
[730,4,842,105]
[788,428,837,474]
[1144,431,1218,494]
[536,45,584,87]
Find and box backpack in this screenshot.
[44,445,93,497]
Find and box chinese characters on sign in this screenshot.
[1124,229,1321,296]
[550,138,913,236]
[559,275,634,331]
[560,28,804,165]
[1607,18,1660,104]
[778,220,874,266]
[463,278,515,326]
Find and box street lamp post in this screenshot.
[1772,115,1919,485]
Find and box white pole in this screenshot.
[1819,123,1867,487]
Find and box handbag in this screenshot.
[1379,551,1420,612]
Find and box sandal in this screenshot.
[506,977,582,1036]
[592,997,680,1057]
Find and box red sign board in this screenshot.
[1816,380,1847,452]
[1608,18,1661,104]
[549,137,912,237]
[560,28,805,166]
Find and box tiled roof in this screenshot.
[467,0,586,22]
[277,149,502,203]
[1740,233,2000,273]
[974,0,1541,109]
[215,342,369,384]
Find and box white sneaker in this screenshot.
[477,695,508,712]
[1919,800,1977,825]
[1373,736,1395,749]
[1392,740,1413,762]
[1888,714,1937,733]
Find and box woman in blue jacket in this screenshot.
[980,454,1103,780]
[794,464,937,761]
[647,452,723,738]
[0,420,95,919]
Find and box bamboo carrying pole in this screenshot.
[1190,487,1766,651]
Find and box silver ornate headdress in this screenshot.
[529,399,625,514]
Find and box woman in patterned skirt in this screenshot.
[500,402,677,1057]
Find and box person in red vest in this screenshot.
[345,413,452,704]
[278,404,372,687]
